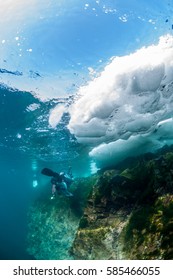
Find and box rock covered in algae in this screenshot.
[27,150,173,260]
[122,194,173,259]
[27,196,79,259]
[27,175,97,260]
[71,170,131,259]
[71,151,173,260]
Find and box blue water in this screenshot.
[0,0,173,259]
[0,149,32,259]
[0,86,91,259]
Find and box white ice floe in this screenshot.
[67,34,173,167]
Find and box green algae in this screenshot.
[121,195,173,259]
[70,175,97,216]
[119,152,173,260]
[72,151,173,260]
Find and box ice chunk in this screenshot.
[68,34,173,168]
[49,104,66,128]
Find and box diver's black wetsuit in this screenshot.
[41,167,73,197]
[51,173,73,197]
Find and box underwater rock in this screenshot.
[27,176,97,260]
[71,170,130,260]
[27,196,79,260]
[122,194,173,259]
[27,150,173,260]
[71,151,173,260]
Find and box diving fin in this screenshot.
[41,168,59,178]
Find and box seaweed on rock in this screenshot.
[71,151,173,260]
[27,176,97,260]
[27,150,173,260]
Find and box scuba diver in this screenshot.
[41,167,74,199]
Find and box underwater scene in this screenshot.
[0,0,173,260]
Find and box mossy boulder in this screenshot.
[71,151,173,260]
[121,194,173,259]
